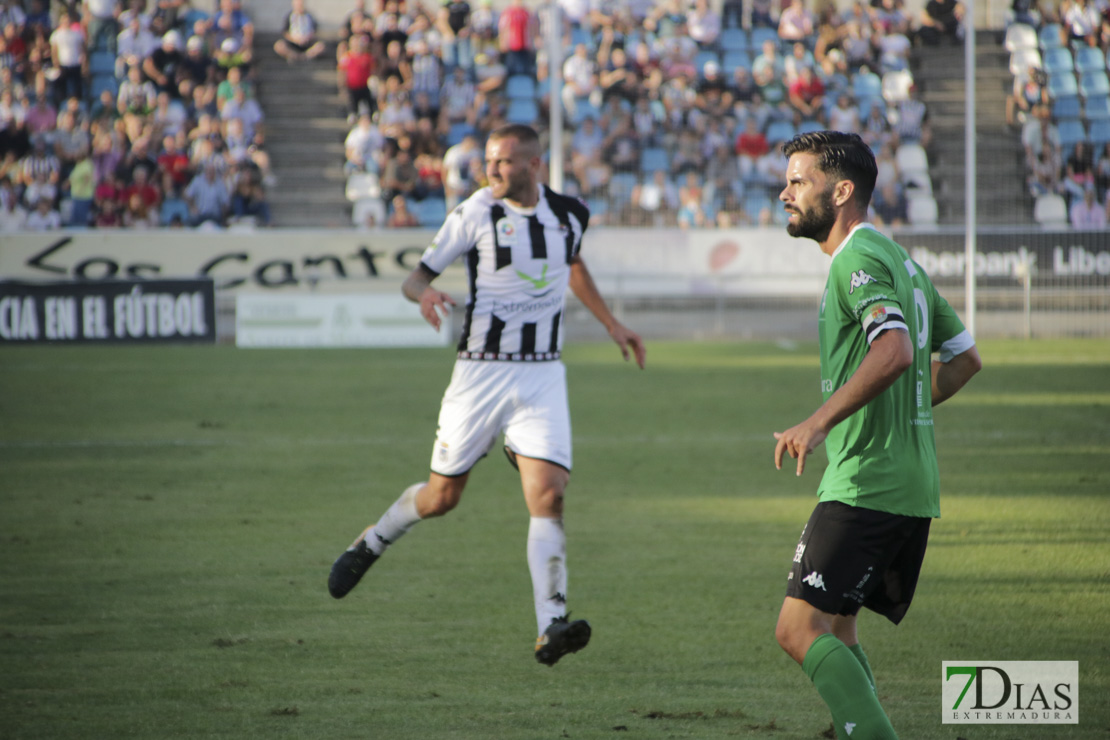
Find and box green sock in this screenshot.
[848,642,877,694]
[802,634,898,740]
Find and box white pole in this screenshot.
[547,1,564,192]
[963,0,977,337]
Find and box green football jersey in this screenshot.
[816,225,971,518]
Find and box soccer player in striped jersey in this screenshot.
[772,131,981,738]
[328,124,646,666]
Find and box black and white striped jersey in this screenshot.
[420,184,590,362]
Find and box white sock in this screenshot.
[527,516,567,635]
[362,483,423,555]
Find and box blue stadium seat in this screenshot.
[750,27,779,50]
[1084,94,1110,121]
[694,49,721,79]
[1056,118,1087,150]
[160,198,191,226]
[506,98,538,124]
[569,26,593,51]
[1089,119,1110,147]
[446,121,476,147]
[640,147,669,174]
[1079,70,1110,98]
[1074,45,1104,74]
[721,51,751,77]
[609,171,638,207]
[1048,72,1079,98]
[797,119,823,134]
[1053,94,1081,119]
[1042,46,1073,75]
[88,73,119,101]
[1038,23,1064,49]
[719,28,749,53]
[89,50,116,77]
[571,99,601,125]
[505,74,536,99]
[412,197,447,227]
[742,192,773,222]
[853,72,883,101]
[765,120,796,144]
[584,196,609,223]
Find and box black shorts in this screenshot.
[785,500,931,625]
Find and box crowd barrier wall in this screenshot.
[2,227,1107,340]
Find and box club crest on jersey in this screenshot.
[496,218,518,246]
[869,305,888,324]
[848,269,875,294]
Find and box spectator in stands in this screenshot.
[380,145,421,202]
[24,193,61,229]
[1021,103,1059,171]
[230,166,271,225]
[783,41,816,86]
[631,169,678,225]
[85,0,120,55]
[345,111,384,174]
[275,0,326,61]
[181,34,215,87]
[871,181,908,226]
[0,173,27,230]
[561,42,598,120]
[751,0,779,28]
[735,116,770,178]
[53,108,88,177]
[1061,0,1101,45]
[918,0,964,45]
[779,0,816,44]
[1061,141,1095,201]
[122,163,161,210]
[752,38,784,83]
[64,148,95,225]
[828,93,862,133]
[1027,145,1061,197]
[122,189,159,226]
[157,131,190,193]
[144,30,184,98]
[473,50,506,94]
[212,0,254,55]
[184,161,229,226]
[221,84,264,141]
[497,0,535,78]
[117,13,158,74]
[788,64,826,120]
[49,9,85,105]
[442,131,480,208]
[437,0,473,72]
[386,193,420,226]
[687,0,721,51]
[338,32,375,121]
[1006,64,1047,127]
[152,90,188,137]
[1069,183,1106,227]
[889,84,931,148]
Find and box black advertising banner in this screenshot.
[0,279,216,344]
[892,229,1110,288]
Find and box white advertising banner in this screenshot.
[0,228,832,298]
[235,293,449,348]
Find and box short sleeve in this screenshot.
[829,246,908,345]
[420,202,476,274]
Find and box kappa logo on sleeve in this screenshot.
[848,270,875,294]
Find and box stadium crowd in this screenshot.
[338,0,945,229]
[0,0,272,230]
[1004,0,1110,228]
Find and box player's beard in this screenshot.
[785,185,837,243]
[490,168,533,203]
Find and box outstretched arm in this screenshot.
[402,263,456,332]
[568,256,646,369]
[774,328,912,476]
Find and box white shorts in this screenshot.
[431,359,572,476]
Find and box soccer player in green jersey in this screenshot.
[772,131,982,739]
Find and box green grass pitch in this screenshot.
[1,339,1107,739]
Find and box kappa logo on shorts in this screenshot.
[802,571,827,591]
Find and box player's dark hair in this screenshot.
[489,123,540,147]
[782,131,878,208]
